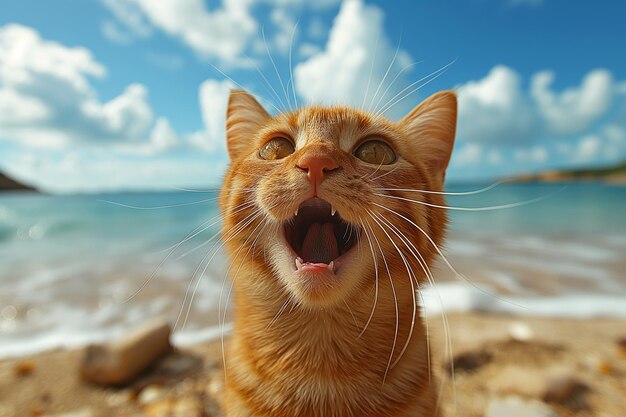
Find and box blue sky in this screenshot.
[1,0,625,193]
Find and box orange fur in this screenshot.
[220,90,457,417]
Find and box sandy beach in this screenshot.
[1,313,625,417]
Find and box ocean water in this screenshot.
[0,182,625,358]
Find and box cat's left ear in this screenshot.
[226,89,271,161]
[400,90,457,181]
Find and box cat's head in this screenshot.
[220,90,456,308]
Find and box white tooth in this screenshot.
[295,257,303,270]
[328,261,334,271]
[331,206,336,216]
[294,209,299,217]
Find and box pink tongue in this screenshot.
[300,222,339,264]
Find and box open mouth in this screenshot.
[283,198,360,273]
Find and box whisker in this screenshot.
[98,196,219,210]
[369,211,418,372]
[175,205,264,331]
[120,200,256,304]
[367,30,403,112]
[369,165,400,182]
[262,26,292,111]
[156,199,256,256]
[209,63,282,114]
[167,185,221,193]
[357,220,379,338]
[288,21,299,110]
[372,60,423,112]
[360,33,380,112]
[371,206,457,405]
[267,299,291,329]
[373,202,530,312]
[220,216,270,380]
[378,180,507,196]
[360,159,387,181]
[376,59,456,115]
[365,213,399,386]
[375,185,566,212]
[243,53,289,112]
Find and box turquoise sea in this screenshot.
[1,182,625,358]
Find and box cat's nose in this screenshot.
[296,154,339,187]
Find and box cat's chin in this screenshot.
[271,198,366,307]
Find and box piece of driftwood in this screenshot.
[80,319,173,385]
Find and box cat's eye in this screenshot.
[353,140,396,165]
[259,137,295,160]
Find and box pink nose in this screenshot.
[296,154,339,189]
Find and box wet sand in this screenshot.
[1,313,625,417]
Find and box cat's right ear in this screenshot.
[226,89,270,161]
[400,90,457,181]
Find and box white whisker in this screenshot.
[377,59,457,115]
[376,186,565,212]
[379,180,507,196]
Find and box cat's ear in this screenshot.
[226,89,270,161]
[400,90,457,180]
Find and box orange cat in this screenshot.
[219,89,457,417]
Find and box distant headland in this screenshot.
[0,171,37,192]
[505,160,626,185]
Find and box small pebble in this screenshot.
[138,385,165,405]
[509,321,534,342]
[596,360,613,375]
[446,349,492,374]
[15,360,36,377]
[29,405,44,417]
[542,374,588,409]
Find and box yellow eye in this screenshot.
[259,137,295,160]
[354,140,396,165]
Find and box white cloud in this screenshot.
[101,0,152,37]
[294,0,412,114]
[577,136,601,159]
[308,18,327,40]
[557,128,626,164]
[0,24,226,158]
[514,146,549,163]
[82,83,154,142]
[193,79,235,152]
[0,25,154,148]
[101,0,257,64]
[101,20,134,45]
[531,69,614,136]
[270,8,297,54]
[0,89,50,124]
[452,65,626,171]
[458,66,622,147]
[457,65,536,145]
[100,0,340,65]
[298,43,321,58]
[0,21,234,192]
[3,150,227,193]
[0,24,106,90]
[454,143,484,167]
